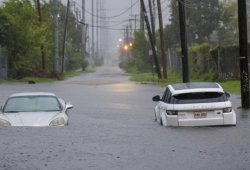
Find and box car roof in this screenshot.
[168,82,224,96]
[9,92,57,98]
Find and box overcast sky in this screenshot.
[82,0,170,54]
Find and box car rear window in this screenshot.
[172,92,227,104]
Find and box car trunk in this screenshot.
[174,102,226,126]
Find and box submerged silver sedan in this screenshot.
[0,92,73,127]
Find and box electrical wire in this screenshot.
[74,0,139,19]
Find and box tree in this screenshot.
[165,0,180,48]
[119,31,151,73]
[167,0,222,45]
[217,0,238,45]
[0,0,44,77]
[185,0,222,43]
[0,0,85,78]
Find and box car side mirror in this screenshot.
[66,102,73,110]
[225,92,230,98]
[152,95,161,102]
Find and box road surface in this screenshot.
[0,66,249,170]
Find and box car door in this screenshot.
[159,88,178,126]
[154,88,168,123]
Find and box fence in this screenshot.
[166,45,250,80]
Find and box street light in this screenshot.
[123,45,129,51]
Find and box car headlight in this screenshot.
[49,117,65,126]
[0,119,11,126]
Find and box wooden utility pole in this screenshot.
[36,0,45,70]
[53,0,59,73]
[96,0,99,60]
[140,1,145,32]
[156,0,167,79]
[238,0,250,108]
[178,0,190,83]
[82,0,86,70]
[61,0,70,74]
[91,0,95,66]
[148,0,156,46]
[140,0,161,78]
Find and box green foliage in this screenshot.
[0,0,86,78]
[0,0,43,76]
[188,43,217,81]
[129,72,245,94]
[65,42,82,71]
[120,30,151,73]
[210,44,241,80]
[130,72,182,87]
[217,0,238,45]
[167,0,237,45]
[186,0,222,43]
[167,0,180,47]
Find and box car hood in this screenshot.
[2,112,61,126]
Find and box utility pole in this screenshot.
[134,14,138,31]
[82,0,86,70]
[96,0,99,61]
[100,0,104,60]
[91,0,95,66]
[61,0,70,74]
[36,0,45,69]
[140,0,161,78]
[140,1,145,32]
[156,0,167,79]
[53,0,59,74]
[148,0,156,78]
[238,0,250,108]
[178,0,190,83]
[148,0,156,46]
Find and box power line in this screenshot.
[74,0,140,19]
[78,21,135,31]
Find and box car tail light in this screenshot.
[223,107,232,113]
[166,110,178,115]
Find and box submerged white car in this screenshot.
[0,92,73,127]
[152,82,236,126]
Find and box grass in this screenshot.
[64,67,96,78]
[0,67,97,84]
[20,77,56,83]
[130,72,182,86]
[130,72,248,94]
[219,80,241,94]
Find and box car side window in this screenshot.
[162,88,172,103]
[162,88,167,101]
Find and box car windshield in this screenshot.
[173,92,226,104]
[3,96,62,112]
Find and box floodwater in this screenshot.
[0,66,249,170]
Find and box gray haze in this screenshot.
[0,0,170,60]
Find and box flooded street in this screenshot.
[0,66,249,170]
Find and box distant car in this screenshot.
[0,92,73,127]
[152,82,236,126]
